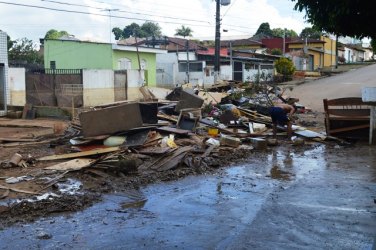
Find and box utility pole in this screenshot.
[186,40,190,83]
[282,28,286,55]
[102,8,119,43]
[229,41,233,80]
[214,0,221,83]
[335,35,338,69]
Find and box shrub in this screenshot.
[274,57,295,77]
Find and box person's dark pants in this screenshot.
[269,107,288,125]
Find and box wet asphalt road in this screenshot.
[0,144,375,249]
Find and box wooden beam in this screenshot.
[38,147,120,161]
[329,124,369,134]
[44,158,97,171]
[370,106,376,145]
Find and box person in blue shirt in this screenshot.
[269,103,296,139]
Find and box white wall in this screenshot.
[0,31,8,116]
[177,52,197,61]
[127,69,145,101]
[156,62,177,88]
[83,69,114,107]
[156,53,178,87]
[220,65,232,81]
[344,47,354,63]
[157,53,178,63]
[8,67,26,106]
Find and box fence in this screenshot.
[26,69,83,107]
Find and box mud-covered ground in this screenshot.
[0,139,375,249]
[0,111,363,230]
[0,130,266,228]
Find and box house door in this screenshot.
[308,55,314,71]
[233,61,243,81]
[114,70,127,101]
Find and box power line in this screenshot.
[222,0,238,18]
[0,1,213,28]
[40,0,209,24]
[92,0,209,15]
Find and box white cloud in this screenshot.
[0,0,308,44]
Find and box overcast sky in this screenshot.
[0,0,309,44]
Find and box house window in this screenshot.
[118,58,131,70]
[50,61,56,69]
[140,59,147,70]
[178,62,203,72]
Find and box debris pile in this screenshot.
[0,82,333,222]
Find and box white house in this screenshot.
[362,44,374,61]
[156,51,208,88]
[0,30,8,116]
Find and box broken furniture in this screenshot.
[362,87,376,145]
[323,97,370,140]
[177,108,201,131]
[174,89,204,112]
[79,102,143,137]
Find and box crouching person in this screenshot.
[269,103,296,139]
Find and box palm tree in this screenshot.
[175,25,193,38]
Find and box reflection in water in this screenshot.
[270,165,292,181]
[283,151,293,167]
[121,199,147,209]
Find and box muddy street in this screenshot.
[1,143,375,249]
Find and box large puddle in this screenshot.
[1,144,375,249]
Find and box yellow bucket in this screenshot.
[208,128,219,137]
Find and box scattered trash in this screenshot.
[5,176,34,184]
[103,136,126,147]
[205,138,220,147]
[220,134,241,148]
[0,78,349,222]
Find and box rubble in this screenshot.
[0,82,349,226]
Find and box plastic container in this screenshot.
[208,128,219,137]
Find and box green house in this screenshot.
[43,39,166,86]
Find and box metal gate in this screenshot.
[114,70,127,101]
[26,69,83,107]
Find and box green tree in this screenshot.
[300,27,322,39]
[112,27,123,40]
[113,22,162,40]
[255,22,272,37]
[272,28,298,38]
[8,37,43,64]
[275,57,295,79]
[7,35,13,50]
[123,23,143,38]
[175,25,193,38]
[291,0,375,39]
[44,29,70,39]
[141,22,162,37]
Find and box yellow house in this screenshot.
[286,36,336,71]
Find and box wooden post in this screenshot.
[71,96,75,119]
[370,106,376,145]
[362,87,376,145]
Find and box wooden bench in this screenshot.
[323,97,370,139]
